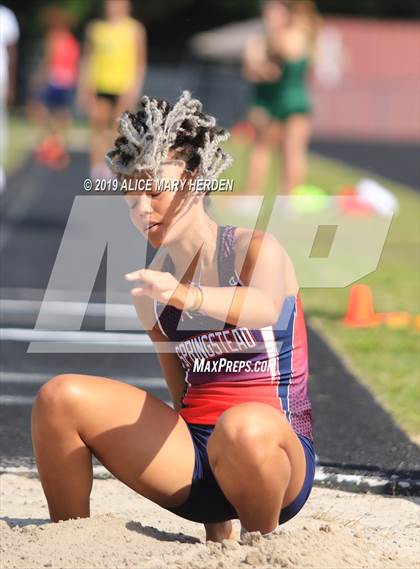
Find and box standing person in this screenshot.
[28,6,80,170]
[78,0,147,181]
[31,92,315,543]
[243,0,320,199]
[0,4,19,191]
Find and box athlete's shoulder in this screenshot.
[86,19,103,37]
[233,227,285,256]
[126,17,144,31]
[233,227,287,282]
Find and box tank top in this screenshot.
[88,17,139,94]
[47,29,80,88]
[154,225,313,441]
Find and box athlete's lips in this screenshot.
[143,222,161,232]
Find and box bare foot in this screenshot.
[204,520,237,542]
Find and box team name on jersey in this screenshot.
[175,327,257,369]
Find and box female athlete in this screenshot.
[243,0,320,197]
[31,91,315,543]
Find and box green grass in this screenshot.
[6,119,420,438]
[5,114,39,174]
[218,140,420,438]
[5,113,89,175]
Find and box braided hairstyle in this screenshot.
[106,91,233,186]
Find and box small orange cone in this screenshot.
[343,284,384,327]
[383,311,412,329]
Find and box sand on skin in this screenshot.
[1,473,419,569]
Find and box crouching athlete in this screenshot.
[31,91,315,542]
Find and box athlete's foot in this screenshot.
[204,520,237,542]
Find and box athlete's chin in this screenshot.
[146,224,169,248]
[148,224,180,248]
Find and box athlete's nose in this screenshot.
[135,192,153,216]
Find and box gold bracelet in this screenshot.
[188,283,204,312]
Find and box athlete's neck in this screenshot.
[165,216,219,283]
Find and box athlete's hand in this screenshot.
[125,268,192,310]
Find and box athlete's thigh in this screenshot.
[89,97,113,130]
[266,119,284,146]
[207,402,306,508]
[283,114,311,154]
[47,373,195,509]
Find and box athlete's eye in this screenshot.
[128,199,138,210]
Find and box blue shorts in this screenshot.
[42,83,74,110]
[165,423,316,524]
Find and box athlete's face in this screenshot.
[263,1,291,30]
[105,0,130,20]
[123,159,202,249]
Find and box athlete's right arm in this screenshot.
[242,36,265,82]
[132,293,187,414]
[243,35,281,82]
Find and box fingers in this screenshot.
[125,269,177,302]
[130,286,152,297]
[125,268,157,283]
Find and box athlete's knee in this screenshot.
[34,374,85,415]
[90,109,109,131]
[212,407,275,466]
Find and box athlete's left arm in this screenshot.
[199,229,296,328]
[126,230,297,329]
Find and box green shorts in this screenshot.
[253,83,312,121]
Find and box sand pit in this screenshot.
[1,473,419,569]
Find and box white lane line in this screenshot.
[1,395,35,405]
[0,394,173,406]
[0,287,130,304]
[1,464,415,496]
[0,328,152,345]
[0,299,137,318]
[0,371,165,387]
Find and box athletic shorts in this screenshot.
[96,92,119,105]
[42,83,74,110]
[165,422,316,524]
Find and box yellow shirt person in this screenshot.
[88,16,140,96]
[78,0,147,180]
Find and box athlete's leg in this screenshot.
[245,109,281,196]
[206,402,306,534]
[114,93,137,137]
[31,374,195,522]
[281,114,311,195]
[51,106,72,143]
[88,96,114,173]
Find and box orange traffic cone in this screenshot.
[343,284,384,328]
[383,311,412,329]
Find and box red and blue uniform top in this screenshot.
[154,224,313,441]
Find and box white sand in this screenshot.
[1,473,419,569]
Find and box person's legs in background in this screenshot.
[280,113,311,195]
[88,94,115,180]
[245,107,275,197]
[243,109,284,219]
